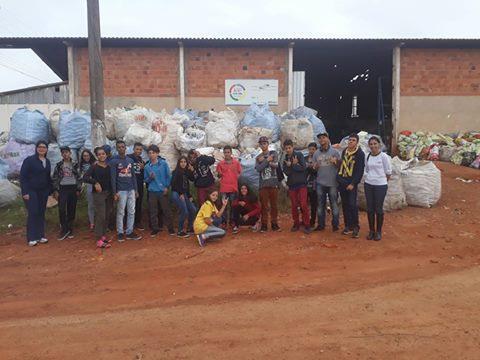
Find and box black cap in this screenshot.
[258,136,269,144]
[316,132,329,138]
[60,146,71,152]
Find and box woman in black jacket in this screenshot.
[171,156,197,237]
[20,140,53,246]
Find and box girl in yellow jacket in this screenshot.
[194,189,228,247]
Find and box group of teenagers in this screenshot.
[19,130,392,248]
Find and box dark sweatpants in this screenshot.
[307,190,317,227]
[134,180,144,226]
[25,189,49,242]
[148,192,173,232]
[339,184,359,231]
[93,191,113,238]
[58,185,78,233]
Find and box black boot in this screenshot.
[374,213,384,241]
[366,212,375,240]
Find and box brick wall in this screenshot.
[76,47,179,97]
[186,47,288,97]
[401,48,480,96]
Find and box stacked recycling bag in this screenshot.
[397,130,480,169]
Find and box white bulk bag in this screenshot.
[238,127,273,151]
[205,120,238,148]
[280,118,314,149]
[175,127,206,152]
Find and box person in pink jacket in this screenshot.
[216,145,242,228]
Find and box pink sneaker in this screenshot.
[97,239,111,248]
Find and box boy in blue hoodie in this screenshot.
[144,144,174,237]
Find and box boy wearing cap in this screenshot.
[255,136,280,232]
[52,146,82,240]
[313,132,341,232]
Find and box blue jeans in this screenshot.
[24,189,49,242]
[171,191,197,232]
[203,225,226,240]
[221,192,237,225]
[116,189,136,234]
[316,184,339,229]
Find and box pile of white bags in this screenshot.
[57,111,91,149]
[392,157,441,208]
[205,109,239,148]
[0,139,35,176]
[242,103,281,142]
[124,123,162,147]
[10,107,50,144]
[280,118,314,149]
[175,127,206,153]
[238,127,273,151]
[282,106,326,139]
[104,108,124,140]
[0,179,20,207]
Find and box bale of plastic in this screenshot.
[0,139,36,176]
[175,127,206,152]
[49,109,61,140]
[10,107,50,144]
[280,118,314,149]
[242,103,280,142]
[57,111,91,149]
[0,179,20,207]
[392,157,441,208]
[124,123,162,147]
[46,143,62,174]
[238,127,273,151]
[358,165,407,212]
[283,106,326,139]
[205,119,238,148]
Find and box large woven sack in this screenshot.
[175,127,206,152]
[124,123,162,147]
[205,120,238,148]
[0,140,36,176]
[155,111,182,169]
[280,118,314,149]
[238,127,273,151]
[58,111,91,149]
[392,157,441,208]
[0,179,20,207]
[10,107,49,144]
[357,174,407,212]
[242,103,280,142]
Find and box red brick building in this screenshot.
[1,37,480,144]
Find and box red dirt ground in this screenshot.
[1,162,479,359]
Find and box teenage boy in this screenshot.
[144,145,174,237]
[52,146,82,240]
[128,143,145,230]
[305,142,318,228]
[337,133,365,238]
[255,136,280,232]
[282,139,311,234]
[187,149,215,206]
[313,132,341,232]
[110,140,141,242]
[216,145,242,227]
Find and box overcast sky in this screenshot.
[1,0,479,92]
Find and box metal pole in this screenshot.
[87,0,106,147]
[178,42,186,109]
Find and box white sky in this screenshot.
[1,0,479,92]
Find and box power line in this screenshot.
[0,61,49,83]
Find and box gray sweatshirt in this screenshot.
[255,150,279,188]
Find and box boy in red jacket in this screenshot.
[231,184,261,233]
[216,145,242,228]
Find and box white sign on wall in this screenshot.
[225,79,278,106]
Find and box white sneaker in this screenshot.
[39,238,48,244]
[28,240,38,247]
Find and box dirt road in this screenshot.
[1,162,479,359]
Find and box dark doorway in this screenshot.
[294,41,393,147]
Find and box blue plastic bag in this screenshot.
[287,106,326,139]
[238,154,260,190]
[58,111,91,149]
[242,104,281,142]
[10,107,50,144]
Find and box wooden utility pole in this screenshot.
[87,0,106,147]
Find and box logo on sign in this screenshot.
[229,84,246,102]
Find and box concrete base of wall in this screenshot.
[400,96,480,133]
[75,97,180,112]
[75,96,289,114]
[0,103,72,132]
